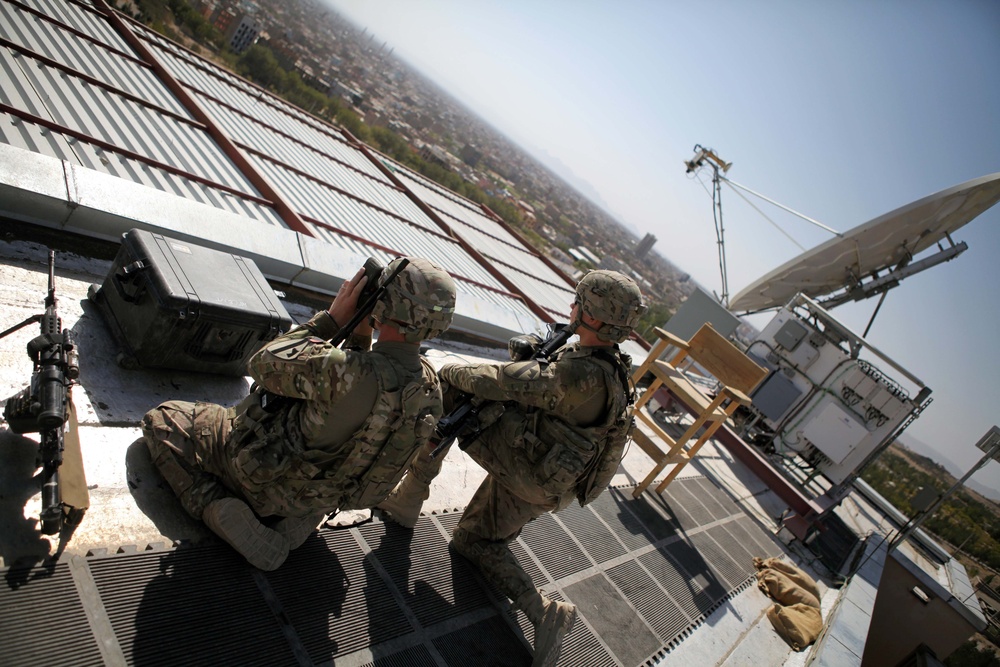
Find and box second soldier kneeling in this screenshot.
[379,270,645,667]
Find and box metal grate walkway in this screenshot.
[0,477,783,666]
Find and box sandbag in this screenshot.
[766,603,823,651]
[756,568,820,609]
[754,556,821,602]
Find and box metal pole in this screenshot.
[889,441,1000,552]
[712,165,730,307]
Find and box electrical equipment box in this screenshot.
[745,294,931,495]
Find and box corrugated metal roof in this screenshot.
[0,0,561,337]
[395,167,577,319]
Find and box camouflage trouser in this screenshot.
[407,409,574,604]
[140,400,237,519]
[142,399,348,519]
[452,475,557,603]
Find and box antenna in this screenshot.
[730,173,1000,314]
[685,144,732,307]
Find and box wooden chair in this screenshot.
[630,324,766,497]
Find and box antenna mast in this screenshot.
[685,145,733,307]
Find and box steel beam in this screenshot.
[91,0,311,236]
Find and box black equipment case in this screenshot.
[90,229,293,376]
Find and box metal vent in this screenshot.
[606,559,689,641]
[553,501,627,564]
[589,488,654,550]
[433,615,531,666]
[519,512,592,580]
[0,561,104,667]
[0,475,787,667]
[87,545,298,667]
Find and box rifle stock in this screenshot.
[428,323,573,459]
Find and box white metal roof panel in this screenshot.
[0,112,284,226]
[392,166,575,317]
[396,168,572,282]
[0,0,550,335]
[254,155,506,287]
[398,169,530,247]
[143,31,388,180]
[1,1,189,117]
[0,111,78,159]
[198,97,438,231]
[15,56,257,194]
[19,0,132,53]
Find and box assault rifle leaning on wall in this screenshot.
[2,251,88,535]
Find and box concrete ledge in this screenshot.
[0,144,540,343]
[808,536,886,666]
[0,142,76,229]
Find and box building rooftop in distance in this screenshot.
[0,2,989,666]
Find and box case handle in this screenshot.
[112,260,147,303]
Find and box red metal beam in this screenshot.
[0,38,203,130]
[239,144,458,245]
[10,0,150,69]
[298,213,523,301]
[479,202,579,289]
[91,0,312,237]
[346,135,556,324]
[0,104,272,206]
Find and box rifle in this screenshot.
[331,256,407,348]
[429,322,574,459]
[259,257,409,412]
[2,251,80,535]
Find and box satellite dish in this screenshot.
[730,173,1000,312]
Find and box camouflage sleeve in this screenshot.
[439,358,600,417]
[247,311,366,401]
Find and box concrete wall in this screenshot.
[862,556,977,665]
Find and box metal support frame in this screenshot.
[889,426,1000,551]
[92,0,312,237]
[822,237,969,310]
[349,136,558,323]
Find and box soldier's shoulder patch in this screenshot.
[264,337,321,360]
[503,360,542,381]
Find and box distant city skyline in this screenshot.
[327,0,1000,496]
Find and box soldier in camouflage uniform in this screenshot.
[141,257,456,571]
[378,270,645,667]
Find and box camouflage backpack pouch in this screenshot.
[339,355,442,510]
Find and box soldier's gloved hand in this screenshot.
[508,333,543,361]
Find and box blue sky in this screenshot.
[327,0,1000,495]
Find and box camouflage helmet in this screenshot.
[573,270,646,343]
[372,257,456,343]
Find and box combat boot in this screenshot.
[274,512,326,550]
[515,590,577,667]
[202,498,289,571]
[376,475,430,528]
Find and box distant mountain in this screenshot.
[527,146,639,233]
[897,434,1000,502]
[898,434,963,476]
